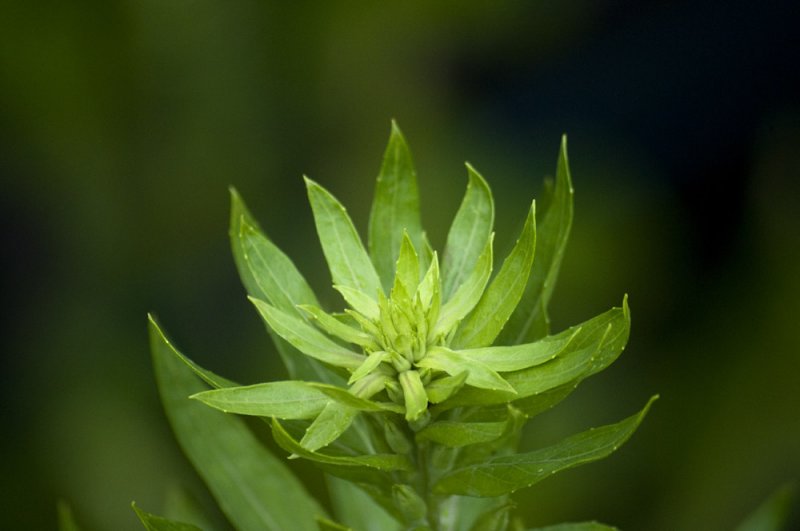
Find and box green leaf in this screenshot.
[368,121,425,291]
[393,232,420,295]
[162,486,222,531]
[399,370,428,421]
[735,482,797,531]
[271,418,413,471]
[349,351,390,384]
[442,163,495,301]
[250,297,365,370]
[453,202,536,349]
[469,501,513,531]
[150,316,324,531]
[191,381,329,419]
[300,402,357,451]
[419,347,515,393]
[434,234,494,338]
[132,503,202,531]
[433,396,658,497]
[453,328,580,373]
[425,371,468,403]
[326,476,401,531]
[416,419,508,448]
[309,382,404,413]
[391,484,429,527]
[298,304,377,349]
[57,501,82,531]
[316,516,353,531]
[333,285,380,320]
[501,136,574,344]
[529,522,618,531]
[306,176,383,298]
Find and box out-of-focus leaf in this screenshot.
[501,135,574,344]
[529,522,617,531]
[434,396,658,497]
[57,501,82,531]
[441,164,495,301]
[271,418,413,471]
[453,202,536,349]
[392,484,429,527]
[734,482,797,531]
[150,316,324,531]
[435,234,494,337]
[469,501,513,531]
[420,347,515,393]
[300,402,357,451]
[416,419,508,448]
[191,381,329,419]
[453,328,579,373]
[132,503,202,531]
[306,176,383,298]
[316,516,353,530]
[368,121,426,291]
[250,297,365,370]
[162,486,221,531]
[326,476,401,531]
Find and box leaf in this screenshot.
[433,396,658,497]
[419,347,515,393]
[300,402,357,451]
[453,328,580,373]
[392,484,429,527]
[309,382,404,413]
[425,371,468,404]
[250,297,365,370]
[399,370,428,421]
[529,522,618,531]
[57,501,82,531]
[368,121,425,291]
[306,176,383,298]
[416,419,508,448]
[434,234,494,338]
[150,316,324,531]
[734,482,797,531]
[326,476,401,531]
[191,381,329,419]
[453,202,536,349]
[501,136,574,344]
[298,304,377,349]
[316,516,353,531]
[162,486,222,531]
[132,503,202,531]
[393,232,420,295]
[349,351,390,384]
[442,163,495,301]
[271,418,413,471]
[333,285,380,320]
[469,501,513,531]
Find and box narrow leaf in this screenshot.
[250,297,365,370]
[453,202,536,349]
[309,382,404,413]
[191,381,329,419]
[317,516,353,531]
[333,285,380,320]
[434,396,658,496]
[132,503,202,531]
[298,304,377,349]
[417,419,508,448]
[368,121,425,291]
[349,351,390,384]
[306,176,383,298]
[393,232,420,295]
[300,402,357,451]
[420,347,515,393]
[425,371,468,403]
[442,164,495,301]
[454,328,580,373]
[502,136,574,344]
[271,418,413,471]
[150,317,324,531]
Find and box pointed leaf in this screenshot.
[300,402,357,451]
[419,347,515,394]
[333,285,380,320]
[132,503,202,531]
[442,164,495,301]
[306,176,383,297]
[454,328,580,373]
[434,234,494,337]
[250,297,365,370]
[393,232,420,295]
[298,304,377,349]
[502,136,574,344]
[453,202,536,348]
[425,371,468,403]
[434,396,658,496]
[417,419,508,448]
[271,418,413,471]
[349,351,390,384]
[150,317,324,531]
[368,121,425,291]
[191,381,329,419]
[309,382,404,413]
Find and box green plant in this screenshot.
[130,123,657,530]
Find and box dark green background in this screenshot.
[1,1,798,529]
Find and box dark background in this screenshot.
[1,1,798,529]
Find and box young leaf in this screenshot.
[442,164,495,301]
[150,317,324,531]
[300,401,357,451]
[393,232,420,295]
[501,135,574,344]
[132,502,202,531]
[453,202,536,349]
[305,176,383,298]
[271,418,413,471]
[298,304,377,349]
[191,381,330,419]
[529,523,618,531]
[368,121,425,291]
[250,297,365,370]
[419,347,515,393]
[453,328,580,373]
[416,419,508,448]
[433,396,658,497]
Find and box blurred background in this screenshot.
[1,1,798,529]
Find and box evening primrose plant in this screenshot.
[137,123,656,531]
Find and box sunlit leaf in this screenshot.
[454,328,579,373]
